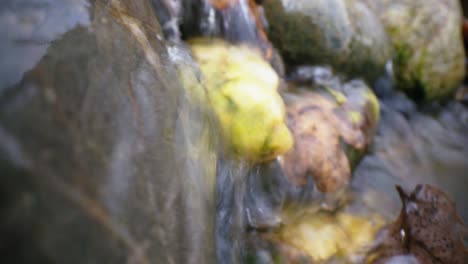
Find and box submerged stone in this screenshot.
[280,68,380,192]
[277,211,384,263]
[263,0,391,82]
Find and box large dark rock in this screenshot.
[0,0,216,263]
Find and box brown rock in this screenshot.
[279,79,379,193]
[280,92,350,192]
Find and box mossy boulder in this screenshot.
[362,0,465,101]
[263,0,391,81]
[185,39,293,162]
[277,211,384,263]
[244,211,384,263]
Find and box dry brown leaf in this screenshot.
[368,185,468,264]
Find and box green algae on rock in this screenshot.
[244,210,384,264]
[263,0,391,82]
[362,0,466,101]
[277,211,384,263]
[280,69,380,192]
[187,39,293,162]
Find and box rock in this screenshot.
[277,211,384,263]
[367,185,468,264]
[0,0,218,263]
[361,0,465,101]
[188,39,293,162]
[243,211,384,264]
[263,0,391,81]
[280,67,380,192]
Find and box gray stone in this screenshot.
[0,0,217,263]
[263,0,391,81]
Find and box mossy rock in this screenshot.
[277,211,384,262]
[263,0,391,81]
[184,39,293,162]
[362,0,465,101]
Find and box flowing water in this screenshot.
[353,76,468,221]
[1,0,467,264]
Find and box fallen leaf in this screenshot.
[368,184,468,264]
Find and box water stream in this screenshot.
[353,78,468,221]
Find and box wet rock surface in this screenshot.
[362,0,465,101]
[188,39,293,162]
[277,211,384,263]
[0,1,217,263]
[280,67,379,192]
[263,0,391,81]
